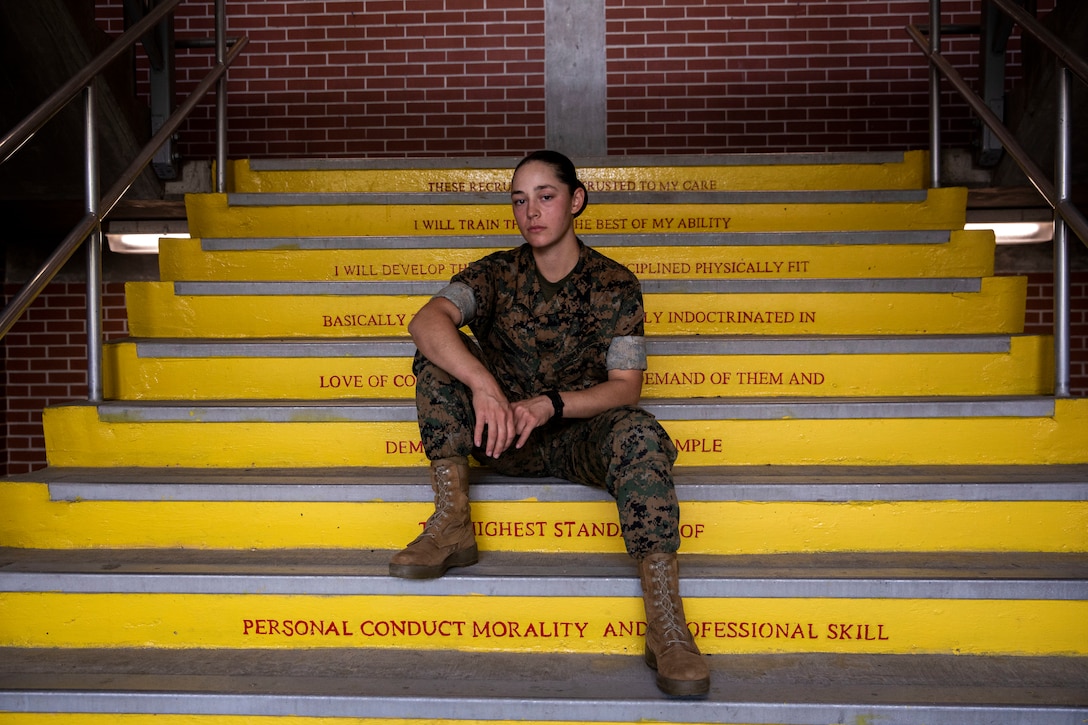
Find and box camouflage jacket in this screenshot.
[437,241,647,401]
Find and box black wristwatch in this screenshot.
[543,389,564,419]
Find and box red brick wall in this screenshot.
[2,283,129,475]
[605,0,982,154]
[90,0,1051,159]
[1024,272,1088,392]
[98,0,549,158]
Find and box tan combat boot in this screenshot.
[639,552,710,697]
[389,456,478,579]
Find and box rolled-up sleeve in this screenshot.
[433,281,478,327]
[607,334,647,370]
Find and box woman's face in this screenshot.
[510,160,585,252]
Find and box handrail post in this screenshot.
[84,82,104,403]
[929,0,942,188]
[1054,64,1071,397]
[215,0,228,193]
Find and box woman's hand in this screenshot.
[409,296,516,458]
[471,383,516,458]
[510,394,559,450]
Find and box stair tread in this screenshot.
[18,463,1088,503]
[225,189,931,206]
[199,229,956,249]
[24,462,1088,484]
[247,150,913,170]
[170,278,987,295]
[3,550,1086,603]
[4,548,1086,581]
[80,396,1060,422]
[1,649,1085,717]
[115,333,1026,358]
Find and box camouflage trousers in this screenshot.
[413,342,681,559]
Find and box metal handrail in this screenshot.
[0,0,184,163]
[0,0,245,402]
[908,0,1087,398]
[905,24,1088,245]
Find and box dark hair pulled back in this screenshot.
[514,149,589,218]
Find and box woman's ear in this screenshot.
[571,186,586,216]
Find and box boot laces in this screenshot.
[420,463,455,537]
[650,558,689,647]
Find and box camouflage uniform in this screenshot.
[415,241,681,558]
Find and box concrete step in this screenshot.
[123,276,1027,338]
[38,396,1088,467]
[1,549,1085,655]
[183,186,968,239]
[102,334,1055,400]
[228,149,929,193]
[159,229,996,283]
[3,647,1084,724]
[5,465,1086,552]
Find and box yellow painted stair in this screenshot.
[228,149,931,193]
[4,465,1087,553]
[2,152,1086,723]
[184,186,969,239]
[123,276,1028,338]
[103,335,1055,401]
[159,229,997,282]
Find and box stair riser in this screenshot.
[104,337,1055,400]
[184,188,967,239]
[124,277,1027,338]
[158,231,995,282]
[41,400,1088,468]
[1,591,1083,656]
[4,483,1086,552]
[229,151,928,193]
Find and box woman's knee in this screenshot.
[606,406,678,466]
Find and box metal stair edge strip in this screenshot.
[23,463,1088,503]
[2,559,1084,600]
[42,479,1088,503]
[169,278,986,296]
[224,189,931,207]
[122,334,1020,359]
[27,463,1088,485]
[1,574,1083,601]
[199,230,955,250]
[3,690,1081,724]
[86,397,1059,423]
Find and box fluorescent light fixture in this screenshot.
[106,220,190,254]
[964,220,1054,244]
[964,210,1054,245]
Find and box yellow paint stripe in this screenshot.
[1,591,1084,655]
[228,151,927,193]
[0,714,596,718]
[184,188,967,238]
[0,717,681,725]
[5,714,522,718]
[158,230,995,282]
[124,276,1026,338]
[103,335,1054,401]
[40,398,1088,468]
[4,480,1086,552]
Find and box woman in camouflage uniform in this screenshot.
[389,150,710,697]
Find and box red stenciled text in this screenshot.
[243,619,354,637]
